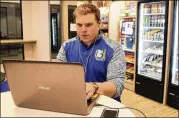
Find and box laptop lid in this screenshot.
[3,60,91,115]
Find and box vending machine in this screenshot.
[135,0,169,103]
[167,0,179,109]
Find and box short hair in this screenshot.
[73,3,100,23]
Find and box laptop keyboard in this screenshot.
[87,93,99,106]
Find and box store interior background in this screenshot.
[0,0,178,117]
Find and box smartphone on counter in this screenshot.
[101,108,119,118]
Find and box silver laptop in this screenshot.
[3,60,99,115]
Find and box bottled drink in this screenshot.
[161,16,165,27]
[151,30,154,40]
[147,5,150,13]
[154,16,158,27]
[151,16,155,27]
[151,4,154,13]
[145,32,148,40]
[144,5,147,14]
[155,4,158,13]
[160,32,164,41]
[158,4,162,13]
[148,4,151,13]
[158,32,162,40]
[143,16,146,26]
[149,16,152,27]
[158,16,161,27]
[153,4,156,13]
[156,4,159,13]
[142,32,145,40]
[161,4,165,13]
[146,16,149,27]
[154,32,157,40]
[156,32,159,41]
[155,16,158,27]
[144,5,147,13]
[148,31,151,40]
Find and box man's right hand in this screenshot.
[85,83,96,100]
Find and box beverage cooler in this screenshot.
[135,0,169,103]
[167,0,179,109]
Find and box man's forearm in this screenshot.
[96,82,117,97]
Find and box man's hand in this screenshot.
[86,83,95,100]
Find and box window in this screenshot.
[0,1,23,39]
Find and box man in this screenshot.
[56,3,126,102]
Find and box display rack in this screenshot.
[99,7,109,37]
[119,16,136,92]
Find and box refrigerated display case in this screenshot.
[135,1,169,103]
[167,0,179,109]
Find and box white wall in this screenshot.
[108,1,126,42]
[61,1,89,42]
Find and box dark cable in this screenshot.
[95,103,146,118]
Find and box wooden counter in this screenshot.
[0,39,37,62]
[0,40,36,45]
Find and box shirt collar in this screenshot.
[77,34,102,48]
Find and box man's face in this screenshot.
[75,13,100,46]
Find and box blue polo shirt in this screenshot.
[57,35,126,99]
[63,35,113,82]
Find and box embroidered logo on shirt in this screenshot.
[95,49,106,61]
